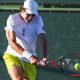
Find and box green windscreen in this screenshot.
[0,0,80,3]
[38,0,80,3]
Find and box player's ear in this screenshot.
[19,5,25,12]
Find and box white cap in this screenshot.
[23,0,38,15]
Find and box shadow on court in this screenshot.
[37,65,80,80]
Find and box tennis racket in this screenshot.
[38,53,80,77]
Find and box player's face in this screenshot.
[25,13,35,23]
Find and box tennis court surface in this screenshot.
[0,2,80,80]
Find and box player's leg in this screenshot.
[3,53,36,80]
[3,53,24,80]
[23,78,30,80]
[22,62,36,80]
[8,65,24,80]
[8,65,30,80]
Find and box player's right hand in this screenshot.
[29,55,39,65]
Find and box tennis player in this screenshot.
[3,0,47,80]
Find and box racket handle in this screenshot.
[37,60,49,66]
[37,62,40,66]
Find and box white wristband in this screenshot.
[22,50,33,60]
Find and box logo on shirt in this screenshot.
[42,26,45,31]
[22,28,26,36]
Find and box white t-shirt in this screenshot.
[4,13,46,62]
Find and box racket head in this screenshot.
[49,53,80,76]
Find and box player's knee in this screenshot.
[10,73,23,80]
[23,78,30,80]
[12,76,23,80]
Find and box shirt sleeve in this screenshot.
[36,16,46,35]
[4,14,14,31]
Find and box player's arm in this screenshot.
[38,33,47,58]
[29,33,47,65]
[5,29,24,55]
[37,33,47,65]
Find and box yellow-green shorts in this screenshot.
[3,53,36,80]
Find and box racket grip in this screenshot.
[46,61,49,64]
[37,60,48,66]
[37,62,40,66]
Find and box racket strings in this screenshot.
[60,56,80,74]
[49,53,80,76]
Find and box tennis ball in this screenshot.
[74,63,80,71]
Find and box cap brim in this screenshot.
[25,9,38,15]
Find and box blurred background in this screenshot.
[0,0,80,80]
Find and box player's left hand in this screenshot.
[39,58,47,66]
